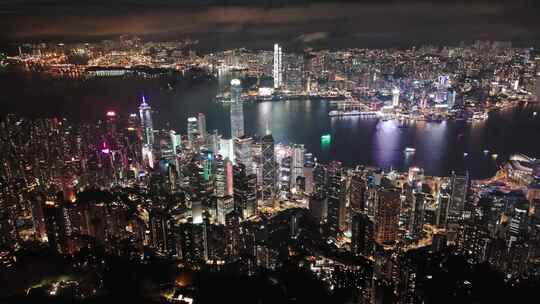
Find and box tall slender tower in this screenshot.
[273,43,282,89]
[261,134,276,205]
[392,87,400,107]
[230,79,244,138]
[374,188,401,245]
[138,96,154,147]
[291,144,305,189]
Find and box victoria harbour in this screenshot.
[2,69,539,179]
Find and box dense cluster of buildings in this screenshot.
[8,39,540,112]
[2,38,540,302]
[2,90,540,302]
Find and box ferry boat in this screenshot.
[404,147,416,153]
[472,111,489,120]
[328,110,378,117]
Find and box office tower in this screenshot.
[215,154,227,197]
[197,112,207,140]
[170,130,181,154]
[509,201,529,247]
[449,171,469,221]
[392,87,400,107]
[233,163,257,220]
[217,196,234,225]
[230,79,242,103]
[175,222,208,262]
[233,135,253,173]
[207,129,220,154]
[230,103,244,139]
[138,96,154,147]
[350,171,367,212]
[327,162,346,237]
[230,79,244,139]
[447,89,456,108]
[374,188,401,245]
[409,192,425,238]
[313,163,327,196]
[351,212,374,257]
[436,187,451,229]
[290,144,305,189]
[187,116,199,147]
[149,208,171,253]
[261,134,276,205]
[273,43,282,89]
[219,138,234,162]
[304,153,315,194]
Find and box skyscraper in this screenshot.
[187,117,199,147]
[436,187,451,229]
[197,112,207,140]
[350,170,367,212]
[409,192,425,238]
[233,136,253,173]
[230,79,245,139]
[291,144,305,189]
[351,212,374,257]
[447,89,456,108]
[392,87,400,107]
[230,78,242,103]
[327,162,346,237]
[449,171,469,221]
[261,134,276,205]
[233,163,257,220]
[273,43,282,89]
[138,96,154,147]
[374,188,401,245]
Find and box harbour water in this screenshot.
[2,69,540,179]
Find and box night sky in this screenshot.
[1,0,540,51]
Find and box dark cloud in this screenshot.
[0,1,539,50]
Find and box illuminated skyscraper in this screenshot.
[327,162,346,237]
[351,212,374,257]
[230,79,244,139]
[409,192,425,238]
[392,87,400,107]
[436,187,451,229]
[374,188,401,245]
[233,163,257,219]
[291,144,305,189]
[261,134,276,205]
[449,171,469,221]
[350,171,367,212]
[138,96,154,147]
[187,116,199,146]
[230,78,242,103]
[234,136,253,173]
[447,89,456,108]
[217,196,234,225]
[197,112,207,140]
[273,43,282,89]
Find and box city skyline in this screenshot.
[2,1,540,304]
